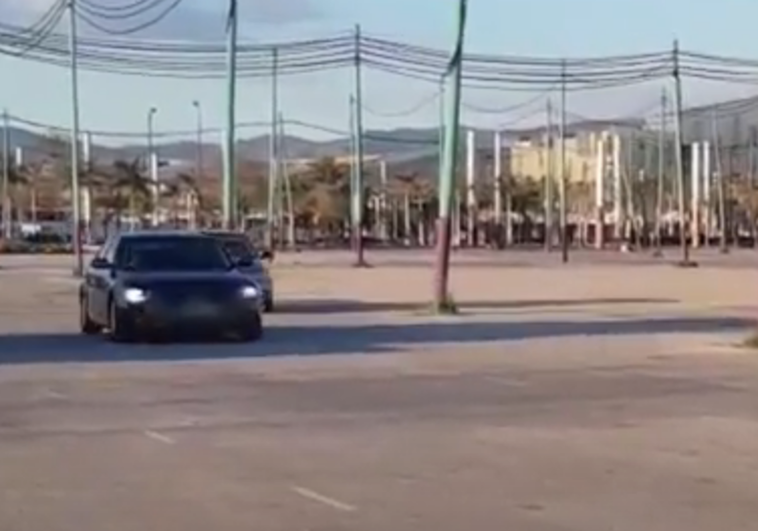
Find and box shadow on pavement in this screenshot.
[277,297,677,314]
[0,315,749,366]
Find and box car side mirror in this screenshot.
[235,256,254,268]
[259,249,273,261]
[90,257,111,270]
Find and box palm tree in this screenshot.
[55,160,113,238]
[173,172,202,228]
[110,158,153,230]
[387,172,432,245]
[567,180,593,247]
[293,157,351,240]
[732,174,758,244]
[157,172,205,228]
[509,175,543,243]
[4,159,29,226]
[498,173,515,247]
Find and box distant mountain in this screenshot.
[0,121,643,195]
[5,92,758,171]
[3,109,733,177]
[0,122,624,164]
[114,128,447,164]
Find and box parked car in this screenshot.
[203,230,275,312]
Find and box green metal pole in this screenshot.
[2,109,10,240]
[147,107,157,228]
[711,108,728,254]
[653,88,666,257]
[545,99,553,251]
[266,48,278,249]
[68,0,83,276]
[432,0,468,311]
[349,95,358,235]
[559,59,569,263]
[437,76,445,215]
[222,0,238,230]
[278,112,296,248]
[352,24,367,266]
[672,39,694,266]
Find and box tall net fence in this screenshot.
[1,3,758,250]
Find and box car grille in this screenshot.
[154,283,234,304]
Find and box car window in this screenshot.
[115,237,232,272]
[217,236,259,263]
[96,235,118,263]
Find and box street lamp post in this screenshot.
[223,0,239,230]
[192,101,203,180]
[192,100,203,229]
[68,0,84,276]
[147,107,157,227]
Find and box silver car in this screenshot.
[204,231,275,312]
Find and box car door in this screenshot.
[87,236,118,324]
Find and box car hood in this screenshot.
[237,264,268,277]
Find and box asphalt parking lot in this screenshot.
[1,250,757,531]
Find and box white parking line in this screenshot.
[291,486,357,512]
[144,430,175,445]
[44,390,66,399]
[43,276,79,286]
[483,375,528,387]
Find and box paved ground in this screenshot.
[1,250,757,531]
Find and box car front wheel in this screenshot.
[79,294,102,335]
[108,299,137,343]
[237,313,263,342]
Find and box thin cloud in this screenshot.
[1,0,323,41]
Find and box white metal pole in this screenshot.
[465,129,476,246]
[702,140,711,240]
[595,134,606,249]
[691,142,701,247]
[612,133,623,240]
[150,151,159,227]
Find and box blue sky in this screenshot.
[1,0,757,146]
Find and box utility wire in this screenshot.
[3,0,67,58]
[6,0,67,37]
[2,19,758,82]
[2,0,67,48]
[462,86,555,113]
[78,0,170,18]
[0,24,705,85]
[362,90,440,118]
[496,106,548,129]
[1,23,758,89]
[75,0,186,36]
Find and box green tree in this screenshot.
[110,158,153,228]
[294,157,351,234]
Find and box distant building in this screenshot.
[503,120,652,184]
[681,95,758,178]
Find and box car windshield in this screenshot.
[121,236,231,272]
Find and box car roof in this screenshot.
[202,230,247,237]
[119,230,214,240]
[202,230,253,242]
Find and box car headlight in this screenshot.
[123,287,148,304]
[240,285,259,298]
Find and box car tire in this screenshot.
[79,294,102,335]
[238,314,263,342]
[108,298,137,343]
[263,296,274,313]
